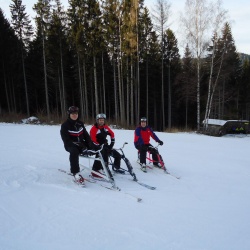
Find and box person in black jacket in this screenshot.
[60,106,94,183]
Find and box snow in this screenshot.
[1,123,250,250]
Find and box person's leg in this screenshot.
[136,145,147,164]
[92,154,103,171]
[66,146,80,174]
[148,146,159,166]
[111,150,121,169]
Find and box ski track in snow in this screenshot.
[1,123,250,250]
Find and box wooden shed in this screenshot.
[202,119,250,136]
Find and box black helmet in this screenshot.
[140,117,147,122]
[96,113,106,120]
[67,106,79,114]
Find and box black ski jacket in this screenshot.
[60,118,93,149]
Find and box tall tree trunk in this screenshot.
[168,61,171,129]
[161,50,165,130]
[21,49,30,116]
[130,62,134,125]
[42,29,50,119]
[102,52,106,115]
[126,57,130,127]
[113,57,118,122]
[197,57,201,130]
[82,60,88,120]
[93,55,99,115]
[77,52,84,118]
[60,40,66,114]
[2,60,11,112]
[146,53,149,119]
[58,67,63,116]
[117,52,123,123]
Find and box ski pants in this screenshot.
[136,144,158,164]
[65,146,81,174]
[92,147,121,171]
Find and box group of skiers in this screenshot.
[60,106,163,184]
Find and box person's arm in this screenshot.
[149,127,160,142]
[60,123,75,148]
[90,126,99,145]
[106,126,115,148]
[134,127,144,146]
[149,127,163,145]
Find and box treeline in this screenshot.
[0,0,250,131]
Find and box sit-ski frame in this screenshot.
[79,145,118,189]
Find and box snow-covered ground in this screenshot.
[1,123,250,250]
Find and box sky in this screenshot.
[1,122,250,250]
[0,0,249,55]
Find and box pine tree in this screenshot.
[0,9,20,113]
[101,0,121,123]
[33,0,52,119]
[162,28,181,129]
[10,0,33,116]
[239,59,250,120]
[176,44,196,129]
[47,0,68,115]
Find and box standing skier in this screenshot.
[90,113,124,178]
[134,117,163,172]
[60,106,94,184]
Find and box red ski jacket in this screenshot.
[90,123,115,145]
[134,125,160,147]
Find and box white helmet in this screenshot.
[96,113,106,120]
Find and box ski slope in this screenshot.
[1,123,250,250]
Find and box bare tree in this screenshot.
[203,1,228,129]
[151,0,171,130]
[180,0,212,130]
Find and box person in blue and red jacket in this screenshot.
[134,117,163,172]
[90,113,123,177]
[60,106,95,183]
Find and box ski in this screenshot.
[113,166,155,190]
[73,179,86,187]
[102,184,143,202]
[89,174,110,183]
[59,169,142,202]
[58,169,96,183]
[100,184,141,202]
[100,184,121,191]
[135,180,156,190]
[144,164,181,180]
[164,170,181,179]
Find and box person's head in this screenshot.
[140,117,147,127]
[67,106,79,121]
[96,113,106,126]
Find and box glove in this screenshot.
[158,140,163,146]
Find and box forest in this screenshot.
[0,0,250,131]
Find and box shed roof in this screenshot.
[203,119,249,126]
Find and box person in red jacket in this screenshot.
[134,117,163,172]
[90,113,124,177]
